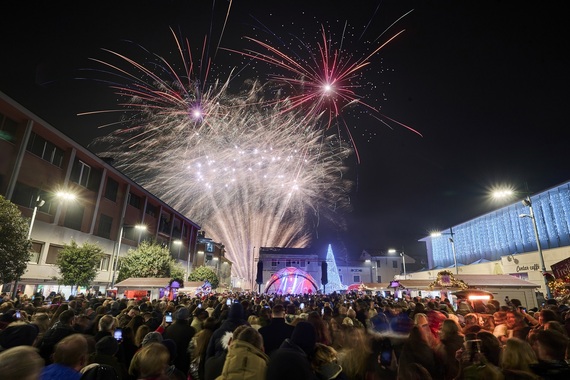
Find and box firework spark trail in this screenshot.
[224,14,423,150]
[89,42,353,284]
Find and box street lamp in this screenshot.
[27,196,45,239]
[431,228,458,274]
[388,249,406,279]
[110,224,146,288]
[492,189,551,299]
[13,196,46,299]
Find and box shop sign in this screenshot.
[515,264,540,272]
[551,257,570,279]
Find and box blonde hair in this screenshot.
[0,346,44,379]
[312,343,338,370]
[98,314,116,332]
[500,337,538,372]
[129,342,169,378]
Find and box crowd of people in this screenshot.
[1,289,569,380]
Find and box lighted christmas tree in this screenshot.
[324,244,346,293]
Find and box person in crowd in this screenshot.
[530,329,570,379]
[94,315,117,342]
[476,331,502,368]
[258,303,295,356]
[436,318,464,380]
[266,321,318,380]
[311,343,347,380]
[492,311,508,341]
[500,337,539,380]
[307,311,332,346]
[462,313,480,334]
[216,326,269,380]
[32,313,51,346]
[336,326,374,380]
[506,310,532,341]
[129,342,170,380]
[543,320,568,336]
[79,364,120,380]
[398,325,440,379]
[0,345,45,380]
[191,309,209,334]
[0,320,40,352]
[41,333,89,380]
[89,336,128,380]
[162,306,195,374]
[205,302,248,361]
[38,309,77,364]
[134,324,151,348]
[188,317,217,380]
[204,324,249,380]
[398,363,433,380]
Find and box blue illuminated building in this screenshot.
[423,181,570,270]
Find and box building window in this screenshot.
[29,241,44,263]
[26,132,64,167]
[104,177,119,202]
[377,275,382,283]
[45,244,63,264]
[393,260,398,268]
[11,183,56,215]
[63,204,84,231]
[286,260,292,267]
[271,260,277,267]
[71,160,91,187]
[300,260,305,267]
[100,255,110,271]
[146,203,157,217]
[0,113,18,142]
[128,193,142,209]
[353,275,361,283]
[97,214,113,239]
[339,274,343,283]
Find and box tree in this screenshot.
[170,262,186,281]
[56,240,105,289]
[0,195,32,284]
[117,240,178,282]
[188,265,219,289]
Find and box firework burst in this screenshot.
[89,33,353,285]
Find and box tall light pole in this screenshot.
[520,196,551,299]
[492,188,551,299]
[14,196,46,299]
[389,249,407,279]
[110,224,146,289]
[431,228,458,274]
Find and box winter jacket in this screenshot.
[216,340,269,380]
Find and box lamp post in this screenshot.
[388,249,407,279]
[492,189,551,299]
[13,196,46,299]
[110,224,146,289]
[520,197,551,299]
[431,228,458,274]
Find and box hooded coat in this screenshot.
[205,303,248,361]
[215,340,269,380]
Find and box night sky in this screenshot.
[1,1,569,265]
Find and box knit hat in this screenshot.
[141,331,163,346]
[175,307,190,321]
[290,321,316,356]
[95,336,119,356]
